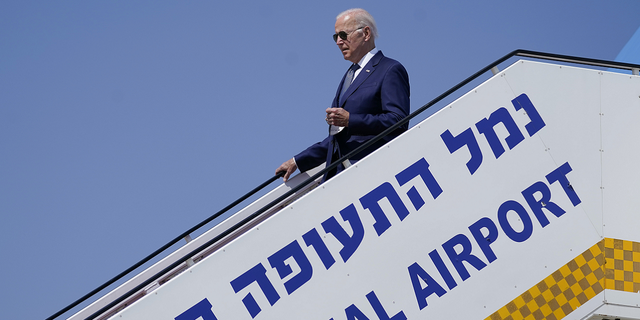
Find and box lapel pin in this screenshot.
[366,70,370,72]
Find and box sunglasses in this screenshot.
[332,27,364,42]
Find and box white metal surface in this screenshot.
[88,60,640,320]
[67,165,324,320]
[572,290,640,320]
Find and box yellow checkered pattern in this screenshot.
[486,238,640,320]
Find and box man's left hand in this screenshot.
[326,108,349,127]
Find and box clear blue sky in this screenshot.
[1,1,639,319]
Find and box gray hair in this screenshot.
[337,8,378,39]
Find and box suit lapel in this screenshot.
[339,51,384,107]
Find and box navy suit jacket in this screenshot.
[294,51,410,178]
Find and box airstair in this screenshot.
[49,50,640,320]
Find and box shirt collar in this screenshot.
[356,48,379,69]
[353,48,378,79]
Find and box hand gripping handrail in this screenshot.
[48,49,640,320]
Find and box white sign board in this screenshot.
[113,60,640,320]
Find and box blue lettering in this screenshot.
[303,228,336,270]
[497,200,533,242]
[441,127,483,175]
[230,263,280,318]
[475,107,525,159]
[511,93,545,136]
[322,204,365,263]
[408,262,446,309]
[522,181,566,227]
[366,291,407,320]
[442,234,487,281]
[429,249,457,290]
[468,217,499,263]
[405,161,581,312]
[546,162,581,206]
[330,291,405,320]
[395,158,443,211]
[267,240,313,295]
[345,304,370,320]
[360,182,410,236]
[175,298,217,320]
[441,93,546,175]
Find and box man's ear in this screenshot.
[363,26,372,41]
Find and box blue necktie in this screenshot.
[340,63,360,101]
[330,63,361,136]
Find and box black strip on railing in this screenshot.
[50,49,640,320]
[516,49,640,70]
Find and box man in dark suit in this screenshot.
[276,8,410,182]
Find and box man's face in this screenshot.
[334,15,369,63]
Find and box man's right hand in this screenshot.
[276,158,298,182]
